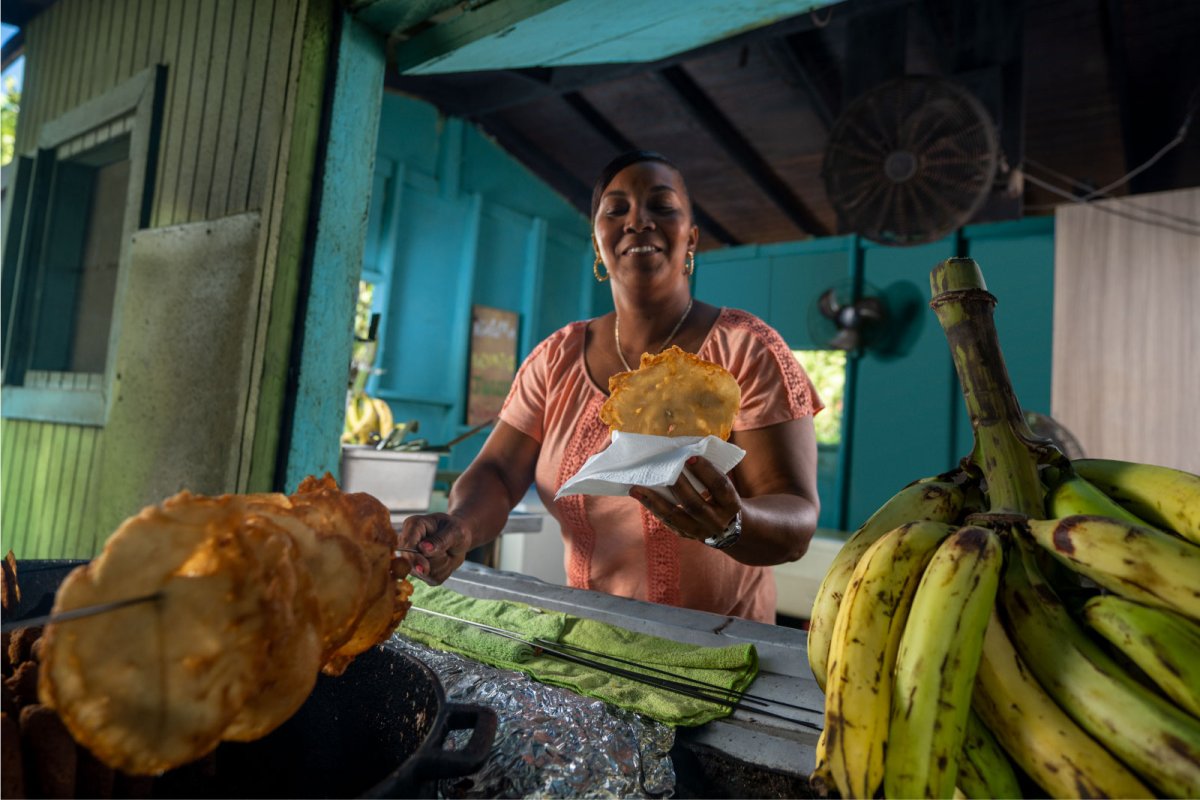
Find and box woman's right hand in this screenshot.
[398,513,474,585]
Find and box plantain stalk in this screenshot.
[929,258,1044,517]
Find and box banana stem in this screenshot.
[930,258,1044,517]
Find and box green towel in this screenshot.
[398,582,758,726]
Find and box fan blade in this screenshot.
[829,327,861,351]
[817,288,843,320]
[855,297,888,322]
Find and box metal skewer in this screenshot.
[406,606,823,730]
[2,555,422,633]
[1,592,163,633]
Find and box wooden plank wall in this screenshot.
[1051,187,1200,474]
[14,0,302,228]
[3,0,315,558]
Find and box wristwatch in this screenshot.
[704,510,742,550]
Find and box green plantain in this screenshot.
[885,526,1002,799]
[1000,547,1200,797]
[807,477,966,690]
[1072,458,1200,544]
[972,610,1153,799]
[1025,514,1200,621]
[819,520,956,799]
[1083,594,1200,718]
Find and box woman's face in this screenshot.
[593,161,699,289]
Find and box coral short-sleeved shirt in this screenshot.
[499,308,823,623]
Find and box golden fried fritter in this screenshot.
[600,345,741,440]
[37,474,412,775]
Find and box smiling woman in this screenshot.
[397,150,826,624]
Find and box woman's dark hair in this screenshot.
[589,150,692,222]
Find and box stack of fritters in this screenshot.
[36,475,413,776]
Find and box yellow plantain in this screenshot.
[1000,547,1200,797]
[1083,594,1200,718]
[1072,458,1200,544]
[821,520,956,799]
[807,477,966,690]
[1026,514,1200,621]
[972,610,1153,799]
[885,526,1002,799]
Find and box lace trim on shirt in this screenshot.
[641,505,681,607]
[554,394,610,589]
[720,308,819,418]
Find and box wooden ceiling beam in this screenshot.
[473,113,594,214]
[657,65,829,237]
[561,92,741,246]
[763,30,841,130]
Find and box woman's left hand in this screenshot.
[629,456,742,544]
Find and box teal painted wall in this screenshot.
[695,218,1055,533]
[363,93,592,473]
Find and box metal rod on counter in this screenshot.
[407,606,823,731]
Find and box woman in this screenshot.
[398,151,822,623]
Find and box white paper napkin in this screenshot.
[555,430,746,500]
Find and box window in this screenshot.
[793,349,846,445]
[2,66,162,425]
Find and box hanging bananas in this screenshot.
[341,392,395,445]
[806,256,1200,799]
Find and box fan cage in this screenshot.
[822,75,999,246]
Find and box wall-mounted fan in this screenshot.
[808,280,887,353]
[808,279,927,358]
[822,75,1000,246]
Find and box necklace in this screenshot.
[614,297,693,372]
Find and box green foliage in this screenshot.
[794,349,846,446]
[1,77,18,166]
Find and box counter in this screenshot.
[428,561,822,787]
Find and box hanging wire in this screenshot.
[1024,158,1200,229]
[1022,171,1200,238]
[1018,87,1200,237]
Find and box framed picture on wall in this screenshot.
[466,305,519,426]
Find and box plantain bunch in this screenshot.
[341,391,395,445]
[806,257,1200,799]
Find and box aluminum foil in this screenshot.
[388,635,677,799]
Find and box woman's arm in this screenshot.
[630,416,820,566]
[398,420,541,583]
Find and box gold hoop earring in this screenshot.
[684,251,695,276]
[594,254,609,282]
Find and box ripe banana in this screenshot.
[1083,594,1200,718]
[372,396,395,439]
[956,709,1021,800]
[1025,515,1200,621]
[807,477,966,690]
[999,547,1200,797]
[971,610,1153,799]
[820,520,956,799]
[1072,458,1200,544]
[886,526,1002,800]
[1045,472,1152,527]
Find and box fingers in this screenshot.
[629,457,742,543]
[398,514,469,584]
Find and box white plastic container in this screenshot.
[339,446,440,512]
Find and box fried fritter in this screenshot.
[37,474,412,776]
[600,345,741,440]
[38,497,282,774]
